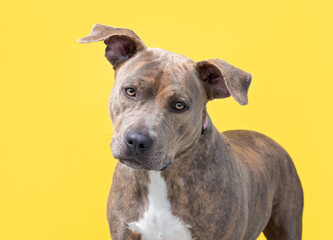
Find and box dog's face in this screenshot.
[109,49,207,170]
[79,24,252,171]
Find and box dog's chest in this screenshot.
[128,171,193,240]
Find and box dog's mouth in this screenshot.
[119,158,146,170]
[118,158,172,171]
[159,161,172,171]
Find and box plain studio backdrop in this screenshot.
[0,0,332,239]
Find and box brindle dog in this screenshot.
[78,24,303,240]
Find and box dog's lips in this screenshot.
[118,157,172,171]
[119,158,146,170]
[159,160,172,171]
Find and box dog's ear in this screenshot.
[78,24,146,69]
[196,59,252,105]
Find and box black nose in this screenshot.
[125,131,153,154]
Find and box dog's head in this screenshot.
[79,24,251,171]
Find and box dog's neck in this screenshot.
[172,116,232,167]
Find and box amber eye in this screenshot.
[125,88,136,97]
[174,102,185,110]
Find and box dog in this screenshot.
[78,24,303,240]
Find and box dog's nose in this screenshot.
[125,131,153,154]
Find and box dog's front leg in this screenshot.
[108,218,141,240]
[124,229,141,240]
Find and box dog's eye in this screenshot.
[175,102,185,110]
[173,102,186,111]
[125,88,136,97]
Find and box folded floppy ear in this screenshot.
[78,24,146,69]
[196,59,252,105]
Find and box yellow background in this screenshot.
[1,0,332,239]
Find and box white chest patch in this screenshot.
[128,171,193,240]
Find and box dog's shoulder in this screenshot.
[221,130,293,170]
[222,130,285,153]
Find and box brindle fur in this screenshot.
[79,24,303,240]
